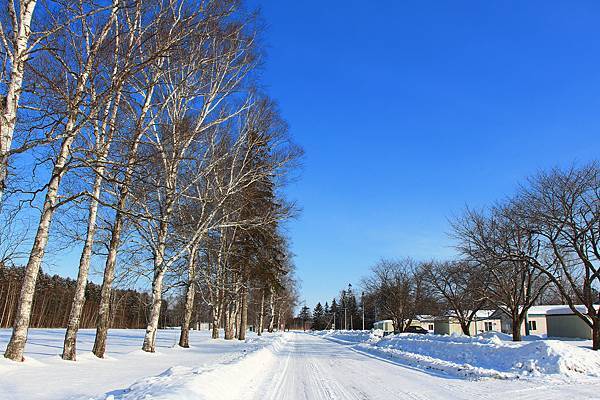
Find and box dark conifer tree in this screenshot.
[298,305,311,331]
[330,299,339,329]
[312,302,325,330]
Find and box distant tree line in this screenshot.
[0,266,151,329]
[304,284,381,331]
[0,0,301,363]
[0,264,299,334]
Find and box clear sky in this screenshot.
[247,0,600,308]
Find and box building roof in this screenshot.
[545,305,600,315]
[527,305,575,315]
[492,304,598,317]
[442,310,497,319]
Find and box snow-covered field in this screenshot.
[0,328,282,400]
[3,328,600,399]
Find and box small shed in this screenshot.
[546,305,598,340]
[492,305,567,336]
[373,319,394,334]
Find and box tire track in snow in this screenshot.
[248,333,600,400]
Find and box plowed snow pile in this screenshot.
[101,333,287,400]
[314,330,600,380]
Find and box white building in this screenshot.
[434,310,500,335]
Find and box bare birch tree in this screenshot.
[4,1,120,361]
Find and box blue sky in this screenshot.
[247,0,600,308]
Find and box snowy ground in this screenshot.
[2,328,600,399]
[0,328,281,400]
[313,330,600,380]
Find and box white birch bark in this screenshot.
[142,215,170,352]
[62,86,124,361]
[93,85,155,358]
[268,288,275,333]
[178,243,199,348]
[0,0,38,199]
[3,3,117,362]
[257,289,264,335]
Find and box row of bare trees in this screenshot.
[362,259,438,333]
[449,163,599,348]
[359,164,599,349]
[0,0,301,362]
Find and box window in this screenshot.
[484,321,493,331]
[528,320,537,331]
[428,324,434,331]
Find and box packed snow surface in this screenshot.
[314,330,600,380]
[2,328,600,399]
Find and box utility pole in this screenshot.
[333,312,336,330]
[362,291,365,331]
[347,283,352,330]
[344,306,347,330]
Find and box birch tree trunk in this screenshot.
[61,171,103,360]
[276,305,282,332]
[224,301,235,340]
[238,286,248,341]
[179,244,198,348]
[142,215,170,352]
[267,289,275,333]
[142,265,166,352]
[211,305,220,339]
[93,87,154,358]
[62,69,124,360]
[3,1,117,361]
[235,305,240,339]
[92,207,122,358]
[4,121,87,361]
[0,0,37,199]
[257,289,264,336]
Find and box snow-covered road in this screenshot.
[249,332,600,400]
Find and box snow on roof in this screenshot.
[494,305,600,316]
[444,310,496,319]
[546,305,600,315]
[474,310,496,318]
[415,314,435,321]
[526,305,575,315]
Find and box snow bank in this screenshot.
[315,331,600,381]
[312,329,380,343]
[102,333,287,400]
